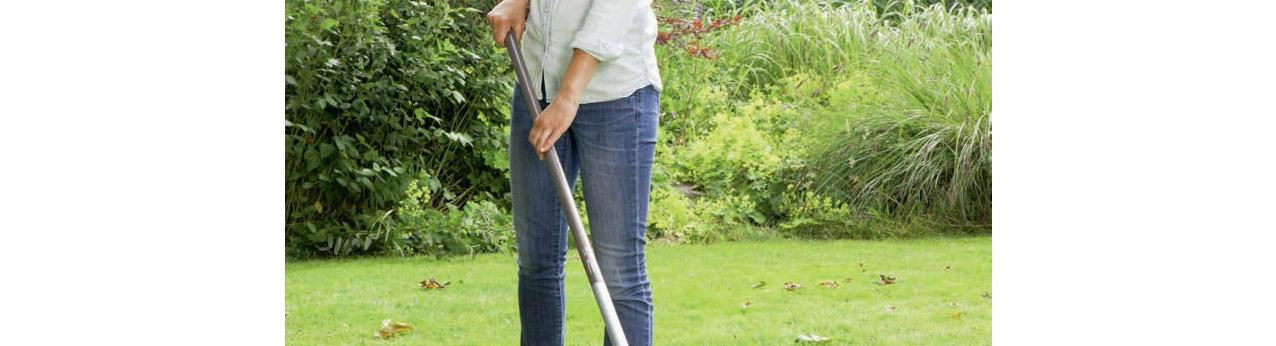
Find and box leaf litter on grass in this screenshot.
[796,333,832,343]
[419,277,450,290]
[374,319,413,339]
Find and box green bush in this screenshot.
[675,111,781,197]
[284,0,512,257]
[646,187,703,243]
[802,2,991,226]
[391,173,515,257]
[652,0,991,238]
[777,190,881,238]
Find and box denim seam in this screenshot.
[637,87,654,344]
[628,88,641,293]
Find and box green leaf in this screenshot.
[443,131,472,146]
[414,108,442,123]
[303,148,321,171]
[318,143,335,158]
[320,18,339,30]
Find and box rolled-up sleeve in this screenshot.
[569,0,643,62]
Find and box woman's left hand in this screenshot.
[529,98,579,160]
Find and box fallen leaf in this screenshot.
[419,277,450,290]
[945,264,952,270]
[818,280,839,288]
[884,305,896,312]
[981,292,992,299]
[740,300,752,308]
[874,274,896,285]
[796,333,831,343]
[751,281,766,289]
[950,311,963,320]
[843,277,854,283]
[783,282,802,291]
[374,319,413,339]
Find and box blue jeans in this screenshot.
[509,85,659,346]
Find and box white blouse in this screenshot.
[520,0,663,104]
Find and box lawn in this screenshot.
[286,237,991,345]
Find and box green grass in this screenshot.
[286,237,990,345]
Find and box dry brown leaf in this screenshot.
[419,277,450,290]
[950,311,963,320]
[740,300,752,308]
[783,282,802,291]
[818,280,839,288]
[374,319,413,339]
[874,274,896,285]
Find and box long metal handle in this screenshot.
[504,32,630,346]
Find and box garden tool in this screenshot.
[504,32,630,346]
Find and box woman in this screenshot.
[487,0,661,344]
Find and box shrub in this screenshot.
[777,190,874,238]
[697,191,773,241]
[802,3,992,227]
[395,201,516,258]
[389,172,515,257]
[805,111,991,226]
[675,111,781,197]
[646,187,703,243]
[654,0,991,236]
[284,0,512,257]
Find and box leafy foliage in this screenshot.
[648,0,992,241]
[284,0,512,257]
[282,0,992,256]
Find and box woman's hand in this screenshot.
[486,0,528,47]
[529,97,579,160]
[529,49,600,160]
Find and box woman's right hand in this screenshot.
[486,0,528,48]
